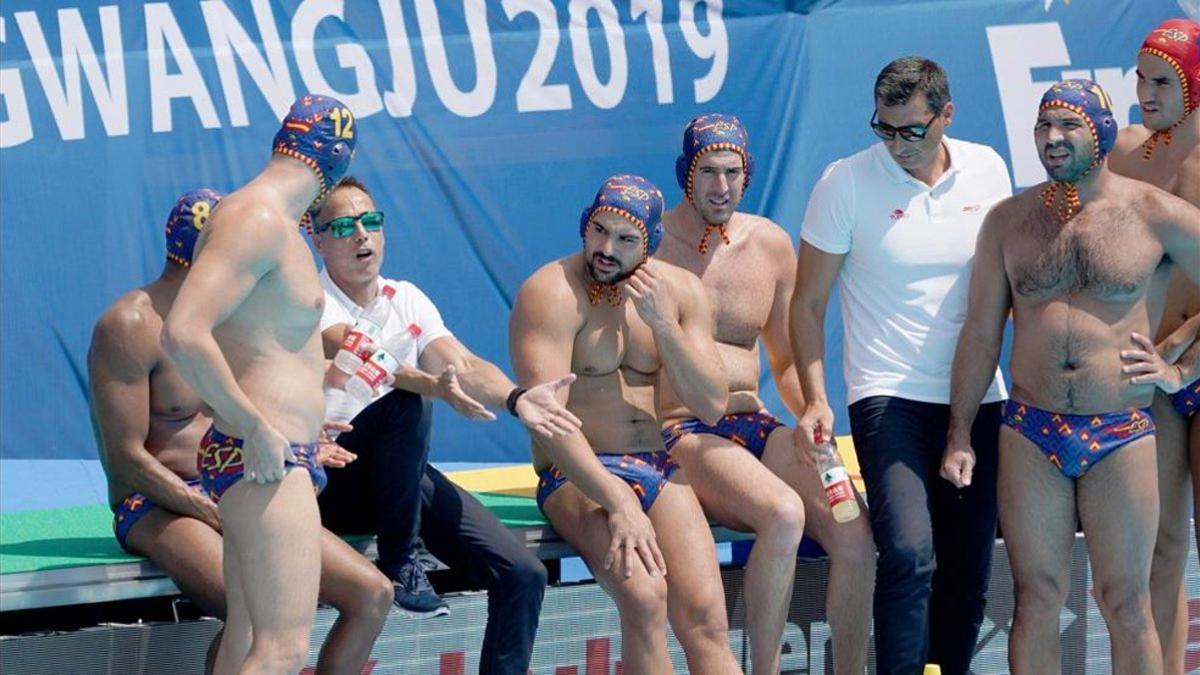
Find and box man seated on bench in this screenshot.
[313,176,578,674]
[88,189,393,673]
[510,175,743,674]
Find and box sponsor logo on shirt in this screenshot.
[889,208,906,221]
[962,203,982,214]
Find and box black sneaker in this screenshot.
[388,553,449,618]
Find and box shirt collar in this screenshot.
[320,266,384,313]
[875,136,960,189]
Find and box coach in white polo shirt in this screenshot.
[789,57,1010,675]
[313,176,580,674]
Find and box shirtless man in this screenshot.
[91,188,392,674]
[162,94,369,675]
[510,175,742,674]
[655,114,874,673]
[945,79,1200,673]
[1108,19,1200,672]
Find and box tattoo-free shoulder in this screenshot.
[90,289,161,367]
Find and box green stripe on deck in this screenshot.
[0,491,547,576]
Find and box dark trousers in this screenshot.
[318,390,546,675]
[848,396,1002,675]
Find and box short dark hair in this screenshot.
[333,175,372,199]
[874,57,951,113]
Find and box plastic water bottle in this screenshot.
[344,323,422,403]
[332,285,397,380]
[322,386,358,440]
[814,432,861,523]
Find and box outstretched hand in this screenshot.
[516,374,582,439]
[437,365,496,421]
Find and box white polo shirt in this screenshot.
[800,137,1010,406]
[320,267,453,418]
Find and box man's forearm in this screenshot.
[653,321,726,422]
[454,357,516,409]
[540,433,640,514]
[772,364,807,419]
[116,451,205,517]
[790,304,830,405]
[1161,313,1200,382]
[947,328,1002,440]
[391,364,441,397]
[1172,335,1200,385]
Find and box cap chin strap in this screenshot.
[587,282,623,306]
[698,223,731,254]
[1041,161,1098,224]
[1141,108,1193,160]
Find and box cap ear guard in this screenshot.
[579,206,592,240]
[675,153,691,191]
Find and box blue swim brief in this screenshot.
[536,450,679,514]
[112,478,205,553]
[1002,400,1155,478]
[661,410,784,459]
[197,426,326,502]
[1169,378,1200,418]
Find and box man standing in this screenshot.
[790,57,1012,674]
[312,176,578,674]
[93,188,392,674]
[1108,19,1200,672]
[947,79,1200,673]
[656,114,875,674]
[510,175,742,674]
[162,94,362,674]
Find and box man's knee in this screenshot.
[1014,570,1070,620]
[357,570,396,625]
[613,576,669,629]
[669,584,730,646]
[1094,579,1153,632]
[756,494,806,552]
[876,535,935,586]
[501,554,548,602]
[249,632,311,672]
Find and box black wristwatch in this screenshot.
[506,387,528,418]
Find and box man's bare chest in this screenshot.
[1008,206,1162,302]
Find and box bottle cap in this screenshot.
[407,323,422,338]
[381,284,396,299]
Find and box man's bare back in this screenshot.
[656,211,795,420]
[90,281,210,506]
[999,176,1180,412]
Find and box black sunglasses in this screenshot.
[869,107,942,141]
[315,211,384,238]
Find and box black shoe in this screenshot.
[389,552,449,618]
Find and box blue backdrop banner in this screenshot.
[0,0,1184,464]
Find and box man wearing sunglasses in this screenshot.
[312,177,579,674]
[790,57,1012,674]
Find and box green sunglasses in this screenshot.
[315,210,384,238]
